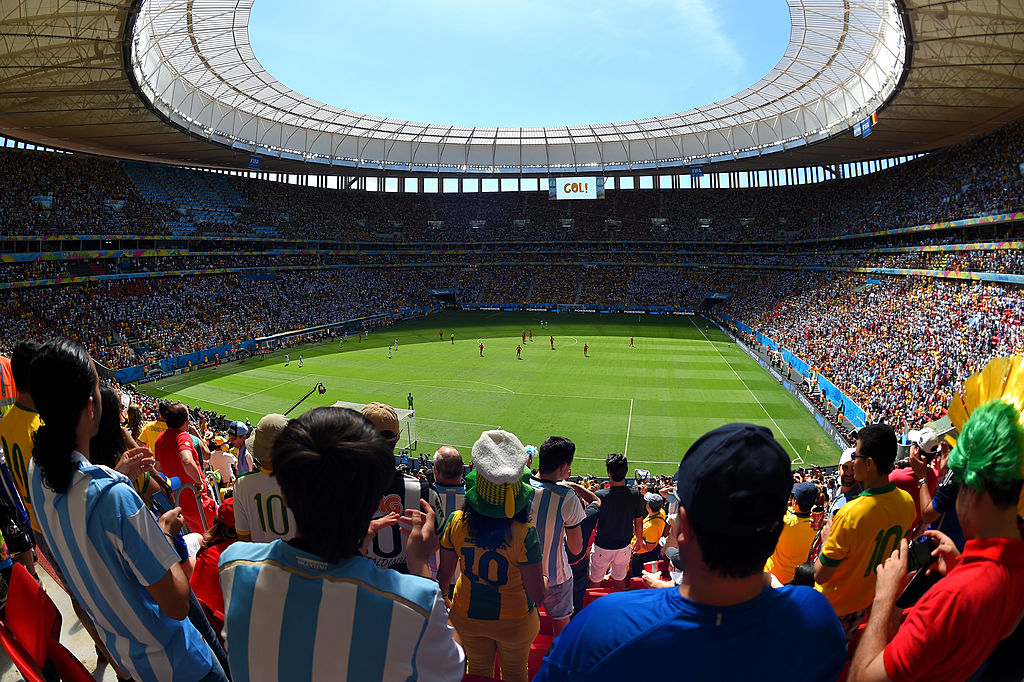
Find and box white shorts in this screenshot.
[588,544,633,582]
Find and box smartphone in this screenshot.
[905,536,938,573]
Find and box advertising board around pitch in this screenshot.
[549,176,605,200]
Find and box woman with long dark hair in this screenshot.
[438,430,547,682]
[28,338,226,682]
[89,384,154,481]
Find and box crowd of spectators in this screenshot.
[2,325,1022,682]
[2,116,1021,243]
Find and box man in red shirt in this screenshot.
[154,402,216,533]
[550,336,555,350]
[583,343,589,357]
[516,344,522,359]
[850,399,1024,682]
[888,427,939,531]
[479,342,484,357]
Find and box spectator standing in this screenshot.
[528,436,587,635]
[154,402,217,533]
[889,427,939,530]
[438,430,546,682]
[588,453,645,589]
[227,421,253,475]
[828,447,863,518]
[219,407,464,681]
[0,339,42,574]
[563,480,600,616]
[629,492,667,577]
[207,436,236,488]
[850,399,1024,681]
[814,424,916,637]
[189,497,237,617]
[362,401,442,573]
[28,338,224,682]
[432,445,466,528]
[765,482,818,584]
[233,414,294,542]
[536,423,845,681]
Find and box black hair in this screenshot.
[89,384,128,469]
[127,405,144,440]
[272,407,394,563]
[605,452,628,482]
[857,423,898,474]
[461,498,531,550]
[689,495,785,578]
[10,339,42,396]
[985,478,1024,510]
[790,561,816,587]
[31,338,98,494]
[159,402,189,429]
[538,436,575,475]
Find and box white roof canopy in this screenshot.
[131,0,905,173]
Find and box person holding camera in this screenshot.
[850,400,1024,682]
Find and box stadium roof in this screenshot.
[1,0,1023,177]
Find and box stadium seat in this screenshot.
[0,563,94,682]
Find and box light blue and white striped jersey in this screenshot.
[219,540,464,682]
[430,483,466,583]
[528,477,588,584]
[29,452,214,682]
[434,483,466,529]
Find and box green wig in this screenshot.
[949,399,1024,494]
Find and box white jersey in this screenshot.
[368,473,442,573]
[233,468,297,542]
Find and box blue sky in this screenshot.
[249,0,791,128]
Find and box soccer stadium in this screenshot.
[0,0,1023,680]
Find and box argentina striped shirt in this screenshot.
[219,540,464,681]
[29,452,214,682]
[529,477,587,585]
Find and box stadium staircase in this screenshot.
[572,280,583,303]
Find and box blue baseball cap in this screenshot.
[792,482,819,511]
[228,421,249,437]
[675,423,791,536]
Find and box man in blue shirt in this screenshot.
[537,423,846,681]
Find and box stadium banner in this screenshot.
[548,177,605,200]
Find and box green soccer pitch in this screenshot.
[140,310,841,476]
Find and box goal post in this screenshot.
[331,400,418,451]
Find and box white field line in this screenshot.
[688,317,802,459]
[624,398,634,457]
[401,378,515,394]
[220,374,313,408]
[418,417,503,428]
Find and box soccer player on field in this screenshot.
[550,336,555,350]
[298,355,303,368]
[583,343,589,357]
[284,353,289,366]
[516,344,522,359]
[629,337,634,348]
[522,330,526,343]
[451,333,455,344]
[440,329,443,341]
[479,342,484,357]
[529,330,533,342]
[387,345,393,359]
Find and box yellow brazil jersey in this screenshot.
[439,510,542,620]
[817,483,915,616]
[765,511,816,584]
[0,403,43,532]
[632,510,667,552]
[136,420,168,450]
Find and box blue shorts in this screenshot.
[543,577,574,620]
